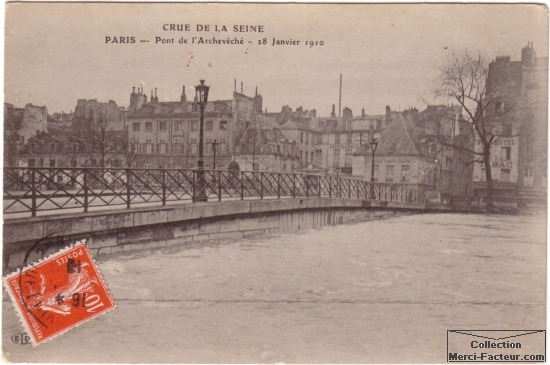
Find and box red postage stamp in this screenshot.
[4,240,115,346]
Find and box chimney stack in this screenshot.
[181,86,187,102]
[339,74,342,117]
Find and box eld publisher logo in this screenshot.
[447,330,545,362]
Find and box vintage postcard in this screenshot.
[2,2,547,363]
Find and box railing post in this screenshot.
[240,172,244,200]
[218,170,222,202]
[162,168,166,206]
[305,175,309,198]
[292,174,296,198]
[260,172,264,200]
[329,177,332,198]
[348,179,351,198]
[31,169,37,217]
[277,173,281,199]
[192,170,196,203]
[83,169,89,212]
[125,168,131,209]
[318,176,321,198]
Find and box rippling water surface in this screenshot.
[3,212,546,363]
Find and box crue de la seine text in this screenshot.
[104,24,324,48]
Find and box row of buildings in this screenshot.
[4,43,547,202]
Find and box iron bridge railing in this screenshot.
[3,167,427,217]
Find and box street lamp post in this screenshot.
[212,139,219,170]
[370,138,378,199]
[194,79,210,202]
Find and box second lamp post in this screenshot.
[370,137,378,199]
[195,79,210,202]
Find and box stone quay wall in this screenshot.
[3,198,427,273]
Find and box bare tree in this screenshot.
[435,50,515,212]
[87,124,122,168]
[121,135,140,168]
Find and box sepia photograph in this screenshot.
[2,2,548,363]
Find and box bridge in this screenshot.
[3,167,427,217]
[3,167,430,273]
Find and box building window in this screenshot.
[300,150,303,163]
[133,123,140,132]
[401,165,410,182]
[49,159,56,167]
[159,122,167,132]
[333,149,340,168]
[219,120,227,130]
[90,159,97,167]
[525,140,534,160]
[173,137,183,154]
[191,121,198,132]
[347,133,353,144]
[146,122,153,132]
[385,165,394,183]
[300,132,304,143]
[306,134,309,145]
[159,139,167,154]
[524,167,534,178]
[501,147,511,161]
[146,139,153,154]
[28,159,35,167]
[317,134,323,144]
[205,121,213,131]
[311,151,314,162]
[315,149,322,164]
[335,133,340,144]
[175,121,183,131]
[344,151,352,167]
[445,157,453,169]
[113,159,121,167]
[501,169,511,182]
[190,139,198,154]
[206,138,212,154]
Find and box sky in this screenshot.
[4,3,548,117]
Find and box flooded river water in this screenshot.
[3,212,546,363]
